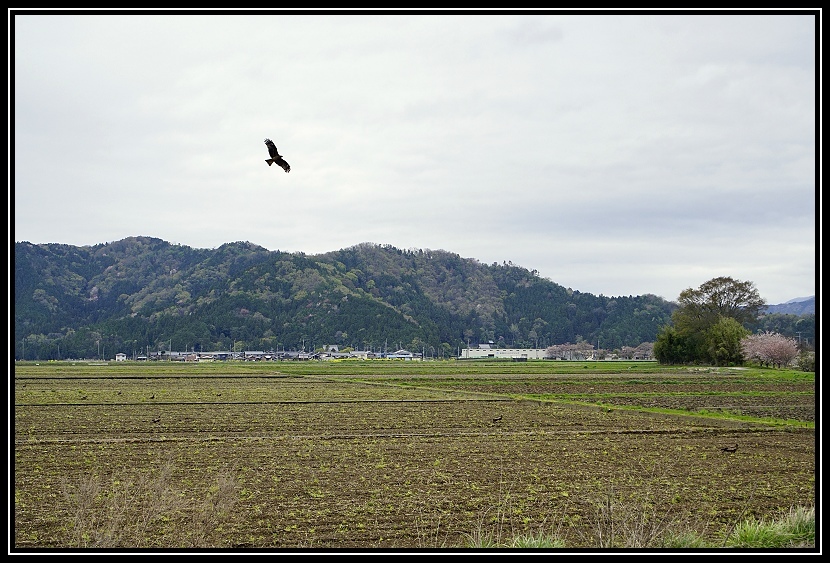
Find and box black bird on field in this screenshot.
[720,444,738,453]
[492,415,503,423]
[152,416,160,424]
[264,138,290,173]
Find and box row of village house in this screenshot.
[118,348,420,362]
[113,343,653,362]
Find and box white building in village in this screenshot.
[458,344,547,360]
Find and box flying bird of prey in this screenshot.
[264,138,290,173]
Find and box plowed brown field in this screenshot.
[13,363,816,550]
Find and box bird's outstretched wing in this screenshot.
[264,138,279,160]
[264,138,290,173]
[275,156,290,173]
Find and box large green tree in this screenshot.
[673,276,766,332]
[656,276,765,365]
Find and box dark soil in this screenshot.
[13,370,816,550]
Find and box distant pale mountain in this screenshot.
[765,296,814,316]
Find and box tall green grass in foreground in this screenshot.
[462,504,815,549]
[719,505,815,549]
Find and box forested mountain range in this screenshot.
[13,237,815,360]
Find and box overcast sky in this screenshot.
[12,10,817,305]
